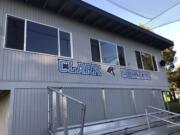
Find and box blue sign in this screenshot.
[58,59,102,76]
[121,68,151,80]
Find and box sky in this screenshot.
[83,0,180,66]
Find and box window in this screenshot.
[152,56,158,71]
[117,46,126,66]
[135,51,158,71]
[26,21,58,55]
[141,52,154,71]
[100,41,118,65]
[90,39,126,65]
[5,16,24,50]
[90,39,100,62]
[135,51,143,69]
[5,16,72,57]
[59,31,71,57]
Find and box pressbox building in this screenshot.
[0,0,174,135]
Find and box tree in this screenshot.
[162,47,176,70]
[168,67,180,91]
[162,47,179,91]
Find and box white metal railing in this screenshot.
[145,105,180,129]
[47,87,86,135]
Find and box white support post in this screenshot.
[62,96,68,135]
[52,91,57,132]
[102,89,107,119]
[79,105,86,135]
[145,109,151,130]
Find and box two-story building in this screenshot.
[0,0,174,135]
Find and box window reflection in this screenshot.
[6,16,24,50]
[100,41,118,65]
[60,31,71,57]
[26,21,58,55]
[141,52,154,71]
[90,39,100,62]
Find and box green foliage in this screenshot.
[162,47,176,69]
[162,47,180,91]
[167,67,180,91]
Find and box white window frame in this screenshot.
[4,14,73,59]
[90,38,126,66]
[135,50,159,72]
[3,15,26,51]
[151,55,159,72]
[100,40,119,65]
[58,30,73,58]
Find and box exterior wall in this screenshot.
[0,0,169,90]
[0,92,10,135]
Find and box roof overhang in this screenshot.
[16,0,174,50]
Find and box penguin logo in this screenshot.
[107,67,115,76]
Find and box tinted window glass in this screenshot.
[135,51,143,69]
[100,41,118,64]
[152,56,158,71]
[117,46,126,66]
[141,52,154,71]
[90,39,100,62]
[6,16,24,50]
[60,31,71,57]
[26,21,58,55]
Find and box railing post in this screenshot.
[145,109,151,129]
[59,91,63,124]
[79,105,86,135]
[48,90,53,132]
[62,95,68,135]
[52,91,58,132]
[102,88,107,119]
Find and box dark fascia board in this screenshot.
[71,0,174,48]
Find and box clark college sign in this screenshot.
[58,59,151,80]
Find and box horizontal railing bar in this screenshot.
[56,111,162,131]
[47,87,86,106]
[148,106,180,117]
[148,114,180,127]
[154,114,179,120]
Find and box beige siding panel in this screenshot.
[12,88,48,135]
[63,88,105,123]
[105,89,136,119]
